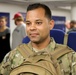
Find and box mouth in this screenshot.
[30,33,39,37]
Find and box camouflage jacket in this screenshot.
[0,38,76,75]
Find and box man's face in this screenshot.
[0,19,7,27]
[26,8,54,43]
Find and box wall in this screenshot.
[52,9,71,21]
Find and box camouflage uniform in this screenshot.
[0,38,76,75]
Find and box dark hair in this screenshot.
[27,3,52,20]
[0,16,8,21]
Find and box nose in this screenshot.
[30,23,36,30]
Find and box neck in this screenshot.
[31,37,51,50]
[0,26,7,32]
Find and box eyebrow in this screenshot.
[26,19,43,22]
[25,20,30,23]
[35,19,43,21]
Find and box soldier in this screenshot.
[0,3,76,75]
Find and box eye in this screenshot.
[36,22,42,25]
[26,22,31,26]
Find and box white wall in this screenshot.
[52,9,71,21]
[0,3,71,46]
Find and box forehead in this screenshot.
[26,8,45,20]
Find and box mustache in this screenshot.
[29,33,39,35]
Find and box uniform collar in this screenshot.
[27,37,56,52]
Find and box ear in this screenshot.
[49,20,54,30]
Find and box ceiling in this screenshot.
[0,0,76,10]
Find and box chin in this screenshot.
[31,39,39,43]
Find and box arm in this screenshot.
[0,47,25,75]
[0,53,12,75]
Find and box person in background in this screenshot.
[0,16,11,63]
[12,12,26,49]
[0,3,76,75]
[67,20,76,34]
[65,20,70,30]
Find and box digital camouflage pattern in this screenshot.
[0,38,76,75]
